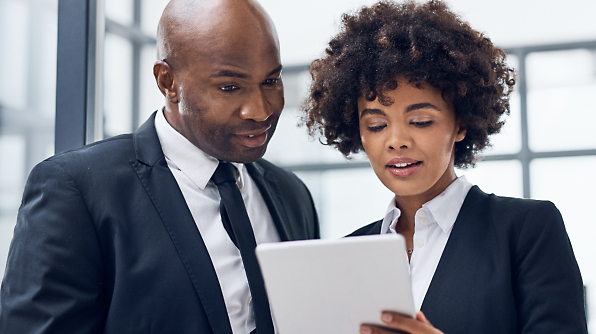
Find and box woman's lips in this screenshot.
[386,158,422,177]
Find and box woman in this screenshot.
[302,1,587,333]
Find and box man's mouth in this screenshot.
[236,127,270,148]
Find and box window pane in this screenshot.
[296,168,393,239]
[457,160,523,198]
[527,84,596,151]
[103,33,133,137]
[141,0,169,36]
[0,0,29,111]
[0,0,58,279]
[484,92,521,155]
[264,69,369,166]
[263,106,367,166]
[105,0,134,26]
[526,49,596,152]
[139,44,163,126]
[527,49,595,90]
[530,156,596,328]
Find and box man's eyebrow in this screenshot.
[405,103,441,113]
[208,65,283,79]
[360,108,386,119]
[210,70,249,79]
[267,65,283,77]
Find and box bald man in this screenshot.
[0,0,319,333]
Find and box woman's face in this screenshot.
[358,78,466,203]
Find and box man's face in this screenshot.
[164,12,284,163]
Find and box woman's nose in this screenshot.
[387,126,411,150]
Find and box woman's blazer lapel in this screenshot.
[420,186,511,333]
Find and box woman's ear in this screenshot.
[153,60,179,104]
[455,122,467,142]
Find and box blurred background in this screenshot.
[1,0,595,330]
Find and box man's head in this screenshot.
[154,0,284,163]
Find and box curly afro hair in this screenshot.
[302,0,515,168]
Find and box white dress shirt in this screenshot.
[380,176,473,310]
[154,110,280,333]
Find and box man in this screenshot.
[0,0,319,332]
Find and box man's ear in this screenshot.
[455,121,467,142]
[154,60,179,104]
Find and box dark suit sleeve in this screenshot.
[0,160,106,333]
[514,200,587,333]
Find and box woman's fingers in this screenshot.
[360,311,443,334]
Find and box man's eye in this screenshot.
[263,78,279,86]
[220,85,239,92]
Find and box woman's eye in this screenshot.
[411,121,433,127]
[367,124,387,132]
[220,85,239,92]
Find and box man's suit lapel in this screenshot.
[420,186,490,331]
[245,162,291,241]
[130,113,232,334]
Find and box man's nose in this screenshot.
[240,89,272,122]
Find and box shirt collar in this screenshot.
[154,109,246,190]
[380,176,473,234]
[380,199,401,235]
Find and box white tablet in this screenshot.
[256,234,415,334]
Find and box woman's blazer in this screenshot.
[349,186,587,333]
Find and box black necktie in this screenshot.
[211,162,274,334]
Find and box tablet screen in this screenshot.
[256,234,415,334]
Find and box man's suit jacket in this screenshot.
[0,113,320,333]
[350,186,587,333]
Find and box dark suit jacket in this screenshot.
[0,113,320,333]
[349,186,587,333]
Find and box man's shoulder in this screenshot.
[43,133,136,174]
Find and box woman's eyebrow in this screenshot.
[359,108,386,119]
[405,102,441,113]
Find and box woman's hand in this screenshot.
[360,311,443,334]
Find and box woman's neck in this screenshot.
[393,168,458,232]
[393,196,425,234]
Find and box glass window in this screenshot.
[139,44,163,125]
[526,49,596,152]
[527,84,596,152]
[103,32,133,137]
[264,71,369,167]
[0,0,29,111]
[141,0,168,36]
[0,0,58,279]
[296,168,393,239]
[264,106,362,167]
[484,92,522,156]
[531,156,596,327]
[105,0,134,26]
[457,160,523,198]
[526,49,595,90]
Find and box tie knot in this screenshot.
[211,162,237,185]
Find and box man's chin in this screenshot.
[219,145,268,164]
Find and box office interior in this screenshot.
[0,0,595,330]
